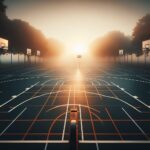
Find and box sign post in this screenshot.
[142,40,150,65]
[27,48,32,64]
[0,37,9,64]
[119,49,124,64]
[35,50,40,64]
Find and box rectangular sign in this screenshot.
[37,50,40,56]
[0,38,8,50]
[119,49,124,55]
[27,48,32,55]
[142,39,150,50]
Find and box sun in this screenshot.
[72,44,87,55]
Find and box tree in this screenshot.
[91,31,132,57]
[0,0,63,57]
[132,14,150,56]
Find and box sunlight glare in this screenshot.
[73,44,87,55]
[75,69,82,81]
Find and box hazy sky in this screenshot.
[4,0,150,49]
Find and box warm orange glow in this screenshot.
[75,69,82,81]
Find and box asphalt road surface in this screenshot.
[0,63,150,150]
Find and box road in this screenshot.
[0,63,150,150]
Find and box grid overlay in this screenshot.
[0,65,150,149]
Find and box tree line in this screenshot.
[0,0,64,56]
[91,14,150,57]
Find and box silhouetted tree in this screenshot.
[132,14,150,56]
[0,0,63,57]
[91,31,132,57]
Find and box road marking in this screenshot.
[122,108,149,140]
[138,75,150,82]
[22,81,59,140]
[79,140,150,143]
[79,104,84,141]
[41,78,63,86]
[0,140,149,144]
[0,107,27,136]
[44,89,141,113]
[8,86,141,113]
[0,82,39,108]
[8,92,50,113]
[84,85,99,150]
[98,79,111,86]
[41,79,52,86]
[0,140,69,143]
[62,86,71,141]
[47,104,100,113]
[105,107,123,140]
[112,82,150,109]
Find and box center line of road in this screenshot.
[62,86,71,141]
[0,107,27,136]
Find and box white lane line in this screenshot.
[61,86,71,141]
[8,92,50,113]
[0,107,27,136]
[112,82,150,109]
[41,79,52,86]
[96,143,99,150]
[122,108,149,140]
[0,82,39,108]
[138,76,150,82]
[109,76,150,84]
[79,104,84,141]
[41,78,63,86]
[8,80,63,113]
[61,80,64,86]
[92,81,94,86]
[79,140,150,143]
[45,89,141,113]
[0,140,149,144]
[0,140,69,143]
[98,79,111,86]
[44,142,48,150]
